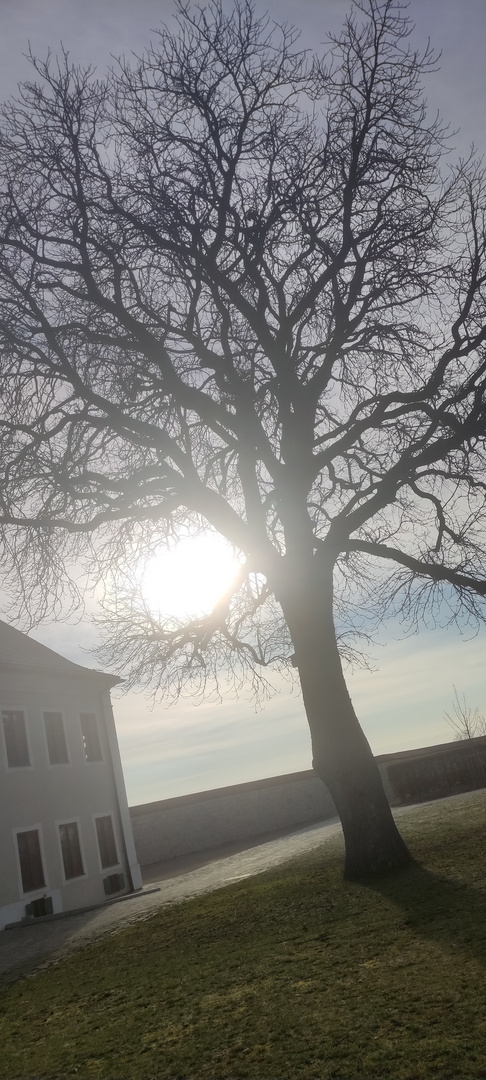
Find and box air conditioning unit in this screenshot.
[25,896,54,918]
[103,872,125,896]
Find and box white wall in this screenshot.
[0,665,140,929]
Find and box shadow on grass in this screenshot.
[361,861,486,965]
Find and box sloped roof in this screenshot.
[0,619,121,686]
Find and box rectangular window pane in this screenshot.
[44,712,69,765]
[17,829,45,892]
[95,816,118,869]
[59,822,84,880]
[3,710,30,767]
[80,713,102,762]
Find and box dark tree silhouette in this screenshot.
[1,0,486,876]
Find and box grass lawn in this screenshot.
[1,791,486,1079]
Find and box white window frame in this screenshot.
[1,706,33,771]
[79,711,104,764]
[56,817,87,884]
[13,824,49,897]
[43,709,71,767]
[93,812,122,872]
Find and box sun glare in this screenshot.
[140,533,243,620]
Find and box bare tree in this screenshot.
[1,0,486,877]
[444,686,486,741]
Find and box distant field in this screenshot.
[1,791,486,1079]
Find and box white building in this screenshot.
[0,620,142,930]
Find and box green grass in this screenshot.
[2,792,486,1079]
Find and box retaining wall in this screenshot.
[130,770,336,867]
[129,735,486,869]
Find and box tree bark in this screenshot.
[276,557,412,879]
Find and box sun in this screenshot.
[139,532,243,621]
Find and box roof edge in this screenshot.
[0,658,123,686]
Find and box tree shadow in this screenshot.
[360,861,486,966]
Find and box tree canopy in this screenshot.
[1,0,486,875]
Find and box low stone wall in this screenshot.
[130,770,336,867]
[382,736,486,805]
[130,735,486,869]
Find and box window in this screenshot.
[17,829,45,893]
[59,822,84,880]
[44,712,69,765]
[2,710,30,767]
[95,815,119,869]
[80,713,102,762]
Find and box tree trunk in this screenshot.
[276,557,412,879]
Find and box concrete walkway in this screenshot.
[0,817,342,985]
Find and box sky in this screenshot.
[1,0,486,807]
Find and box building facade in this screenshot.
[0,620,142,930]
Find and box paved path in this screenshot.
[0,817,342,984]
